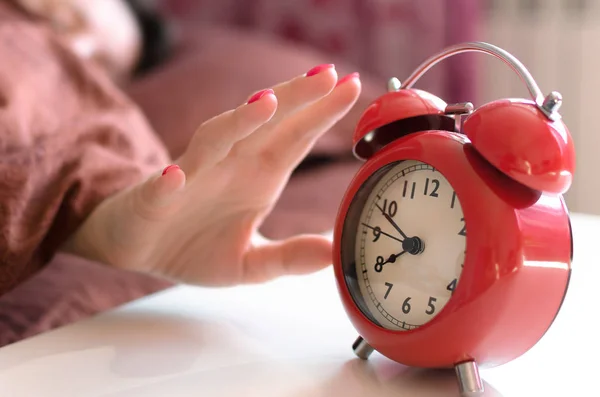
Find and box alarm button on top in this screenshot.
[352,89,456,160]
[462,99,576,194]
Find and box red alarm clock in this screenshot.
[332,42,575,395]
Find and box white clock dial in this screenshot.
[354,159,466,330]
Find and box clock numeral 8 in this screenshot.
[374,256,385,272]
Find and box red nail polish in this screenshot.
[336,72,360,87]
[162,165,180,176]
[247,89,274,104]
[306,64,335,77]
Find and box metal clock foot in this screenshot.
[352,336,374,360]
[455,360,484,396]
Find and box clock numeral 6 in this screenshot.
[402,297,411,314]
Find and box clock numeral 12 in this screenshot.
[424,178,440,197]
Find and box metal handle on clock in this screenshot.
[399,41,562,121]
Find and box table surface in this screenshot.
[0,213,598,397]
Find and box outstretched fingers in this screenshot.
[179,89,278,176]
[233,64,338,154]
[256,72,361,171]
[178,65,341,177]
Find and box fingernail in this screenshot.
[336,72,360,87]
[247,89,274,104]
[162,164,180,176]
[305,63,335,77]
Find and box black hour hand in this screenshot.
[374,251,406,272]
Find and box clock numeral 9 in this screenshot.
[372,226,382,242]
[381,199,397,217]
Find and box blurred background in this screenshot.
[476,0,595,215]
[152,0,595,214]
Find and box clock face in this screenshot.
[343,159,466,331]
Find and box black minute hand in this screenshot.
[375,203,408,240]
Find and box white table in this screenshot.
[0,213,598,397]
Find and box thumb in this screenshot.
[242,233,333,284]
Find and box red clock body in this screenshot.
[332,90,573,369]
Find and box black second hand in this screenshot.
[361,223,403,243]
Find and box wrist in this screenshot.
[60,200,115,267]
[61,185,164,275]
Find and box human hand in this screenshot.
[68,64,361,286]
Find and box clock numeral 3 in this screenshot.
[424,178,440,197]
[458,217,466,236]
